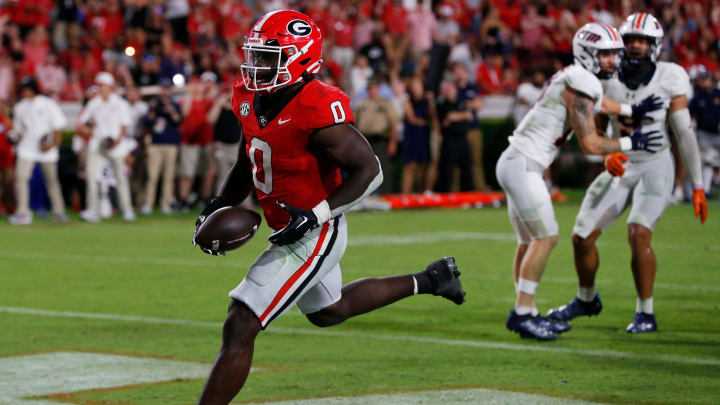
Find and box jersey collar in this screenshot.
[253,80,311,129]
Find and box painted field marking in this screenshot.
[0,352,210,405]
[254,388,602,405]
[348,232,517,246]
[2,306,718,367]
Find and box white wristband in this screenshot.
[311,199,332,224]
[619,137,632,151]
[620,103,633,117]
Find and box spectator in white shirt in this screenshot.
[77,72,135,222]
[513,70,546,125]
[9,78,68,225]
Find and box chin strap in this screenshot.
[619,61,656,90]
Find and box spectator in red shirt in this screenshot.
[329,6,355,89]
[0,101,14,214]
[382,0,408,36]
[476,45,504,95]
[22,26,50,73]
[218,0,251,42]
[178,72,217,210]
[10,0,53,36]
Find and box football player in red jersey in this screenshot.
[193,10,466,404]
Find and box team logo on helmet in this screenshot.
[578,31,602,43]
[287,20,312,36]
[240,101,250,117]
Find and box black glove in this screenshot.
[629,125,663,153]
[193,196,232,255]
[268,201,319,246]
[632,95,663,121]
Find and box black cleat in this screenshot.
[547,294,603,321]
[537,316,571,334]
[626,312,657,333]
[424,256,466,305]
[506,310,556,341]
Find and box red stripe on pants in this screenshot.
[259,222,331,323]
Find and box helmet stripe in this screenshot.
[254,9,284,34]
[635,13,644,29]
[641,13,648,29]
[597,23,617,42]
[603,23,618,41]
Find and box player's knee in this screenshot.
[572,233,596,251]
[627,224,652,248]
[305,301,348,328]
[540,235,558,248]
[222,300,261,348]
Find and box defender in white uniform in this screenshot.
[496,22,661,340]
[548,13,708,333]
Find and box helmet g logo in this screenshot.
[287,20,312,36]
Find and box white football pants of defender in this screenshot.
[230,215,347,329]
[496,146,559,244]
[574,149,674,238]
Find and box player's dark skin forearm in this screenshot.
[217,137,253,205]
[309,123,380,211]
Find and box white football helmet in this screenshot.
[573,22,624,78]
[619,12,664,62]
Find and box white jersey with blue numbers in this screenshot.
[509,64,603,169]
[603,61,691,163]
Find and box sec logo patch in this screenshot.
[240,101,250,117]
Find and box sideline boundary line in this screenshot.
[2,306,718,367]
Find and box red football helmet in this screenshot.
[241,10,323,92]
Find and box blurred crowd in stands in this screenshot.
[0,0,719,223]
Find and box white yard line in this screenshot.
[2,306,718,367]
[254,388,602,405]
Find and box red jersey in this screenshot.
[232,80,354,230]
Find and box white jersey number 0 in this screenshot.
[248,137,273,194]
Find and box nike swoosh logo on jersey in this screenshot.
[278,118,291,125]
[297,217,307,228]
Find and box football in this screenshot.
[194,206,262,253]
[40,133,55,149]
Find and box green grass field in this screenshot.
[1,199,719,404]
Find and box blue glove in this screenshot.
[632,95,663,121]
[268,201,319,246]
[629,126,663,153]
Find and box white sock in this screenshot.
[636,297,654,314]
[577,286,597,302]
[412,276,418,295]
[514,305,534,316]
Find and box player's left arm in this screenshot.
[268,123,382,246]
[668,94,707,224]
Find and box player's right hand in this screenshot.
[693,188,708,225]
[629,125,662,153]
[604,152,628,177]
[632,95,663,121]
[193,196,231,254]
